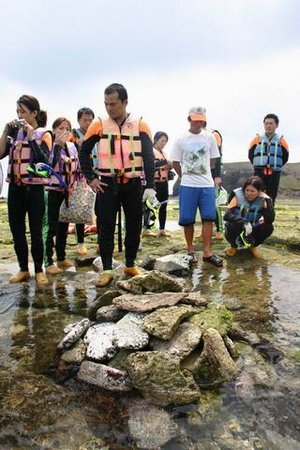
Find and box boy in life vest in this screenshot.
[248,113,289,204]
[224,175,275,258]
[79,83,155,287]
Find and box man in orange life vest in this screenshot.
[79,83,156,287]
[248,113,289,204]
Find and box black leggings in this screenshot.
[225,221,273,247]
[8,183,45,273]
[254,168,281,204]
[75,224,85,244]
[95,178,143,270]
[44,190,69,266]
[155,181,169,230]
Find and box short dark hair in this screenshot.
[77,107,95,120]
[17,94,47,127]
[153,131,168,144]
[104,83,128,102]
[243,175,264,192]
[263,113,279,125]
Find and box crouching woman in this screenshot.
[224,176,275,258]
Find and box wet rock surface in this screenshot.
[125,351,201,406]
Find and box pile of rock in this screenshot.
[57,268,239,407]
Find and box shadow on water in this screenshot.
[0,254,300,449]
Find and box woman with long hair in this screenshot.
[0,95,49,284]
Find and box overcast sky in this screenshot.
[1,0,299,180]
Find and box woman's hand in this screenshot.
[88,178,108,194]
[24,122,35,140]
[55,130,70,147]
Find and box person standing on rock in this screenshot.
[170,106,223,267]
[79,83,156,287]
[248,113,289,204]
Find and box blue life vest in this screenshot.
[233,188,266,227]
[77,128,99,171]
[253,133,284,171]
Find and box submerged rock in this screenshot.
[116,270,183,294]
[127,399,179,449]
[191,328,238,388]
[77,360,132,392]
[143,305,195,340]
[61,339,86,364]
[234,370,256,404]
[125,351,201,406]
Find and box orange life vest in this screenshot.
[97,116,143,178]
[154,148,168,182]
[6,128,48,185]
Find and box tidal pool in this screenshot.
[0,256,299,449]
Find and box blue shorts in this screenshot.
[179,186,216,225]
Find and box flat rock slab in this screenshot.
[113,292,187,312]
[77,360,132,392]
[150,322,202,360]
[125,351,201,406]
[84,323,117,361]
[153,253,193,276]
[113,312,149,350]
[116,270,183,294]
[143,305,194,340]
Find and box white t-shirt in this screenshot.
[171,129,220,188]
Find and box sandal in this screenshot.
[202,254,223,267]
[188,252,198,263]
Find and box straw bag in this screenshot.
[59,179,95,224]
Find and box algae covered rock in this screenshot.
[143,304,195,340]
[190,328,238,388]
[190,302,233,336]
[116,270,183,294]
[125,351,201,406]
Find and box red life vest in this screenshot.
[6,128,48,185]
[97,116,143,178]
